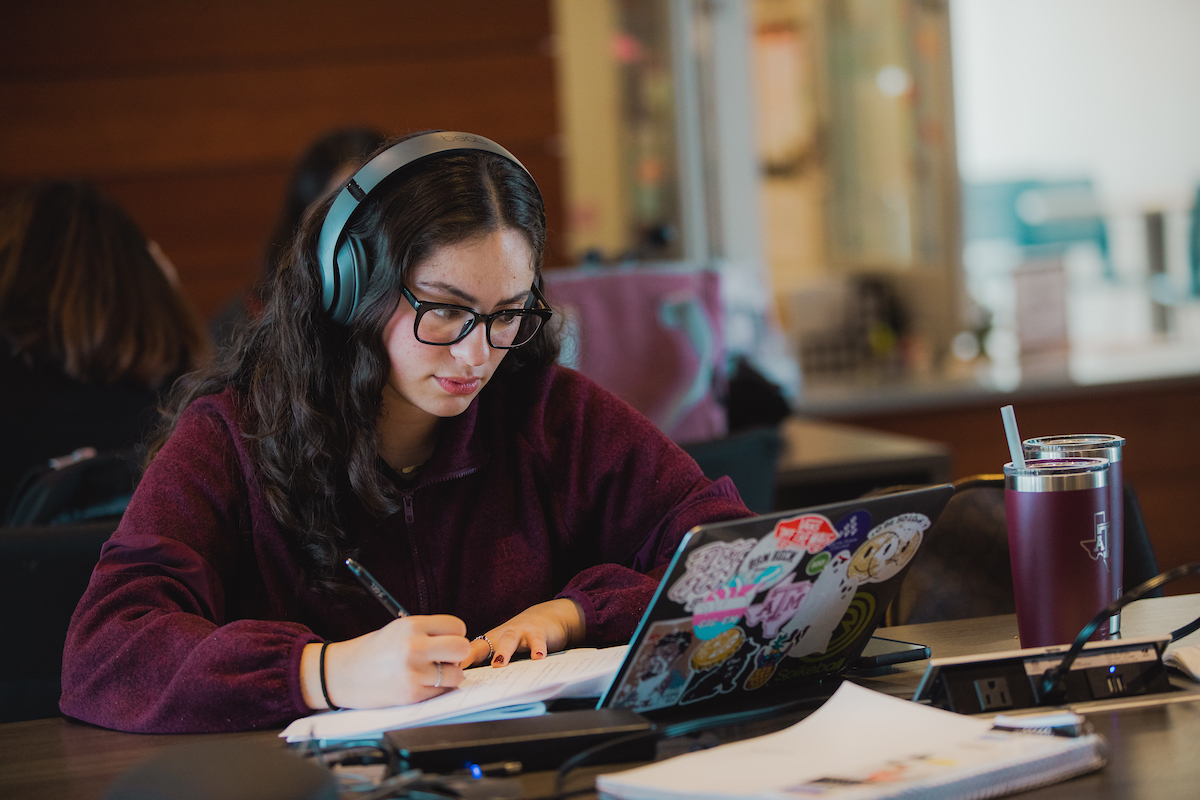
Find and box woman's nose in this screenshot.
[449,321,491,365]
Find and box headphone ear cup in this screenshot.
[328,235,371,324]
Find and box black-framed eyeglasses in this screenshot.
[400,284,554,349]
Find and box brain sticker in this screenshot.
[846,512,930,584]
[667,539,756,611]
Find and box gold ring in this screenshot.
[474,634,495,662]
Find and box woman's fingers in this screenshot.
[424,632,472,666]
[527,630,549,660]
[427,660,463,689]
[316,614,473,709]
[461,636,492,668]
[491,627,524,667]
[469,599,587,668]
[406,613,467,637]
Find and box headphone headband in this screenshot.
[316,131,539,325]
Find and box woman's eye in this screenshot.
[432,307,469,322]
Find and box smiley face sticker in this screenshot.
[846,512,930,584]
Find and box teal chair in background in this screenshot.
[682,426,783,515]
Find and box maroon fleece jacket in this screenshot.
[60,365,751,732]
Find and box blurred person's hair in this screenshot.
[0,179,209,390]
[261,127,387,281]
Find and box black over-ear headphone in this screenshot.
[316,130,541,325]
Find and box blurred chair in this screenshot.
[682,426,783,515]
[3,445,140,526]
[544,263,727,445]
[544,264,789,515]
[0,519,117,722]
[887,476,1161,627]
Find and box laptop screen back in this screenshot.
[598,484,954,721]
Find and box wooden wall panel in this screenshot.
[816,377,1200,595]
[1,2,551,75]
[0,0,564,321]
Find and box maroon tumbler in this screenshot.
[1024,434,1125,635]
[1005,457,1115,648]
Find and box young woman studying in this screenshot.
[59,131,752,733]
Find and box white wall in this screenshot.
[951,0,1200,213]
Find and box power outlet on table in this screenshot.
[915,636,1175,713]
[974,677,1014,710]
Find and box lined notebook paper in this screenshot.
[596,682,1105,800]
[281,645,626,744]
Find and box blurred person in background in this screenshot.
[0,179,210,515]
[210,127,386,349]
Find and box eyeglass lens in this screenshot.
[417,307,544,348]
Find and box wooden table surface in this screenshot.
[3,596,1198,800]
[773,416,953,510]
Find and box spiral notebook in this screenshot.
[596,682,1106,800]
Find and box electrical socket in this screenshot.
[915,635,1175,713]
[974,677,1014,711]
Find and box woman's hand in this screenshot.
[462,598,586,668]
[301,615,471,710]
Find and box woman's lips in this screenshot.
[436,376,482,396]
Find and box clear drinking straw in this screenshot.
[1001,404,1026,469]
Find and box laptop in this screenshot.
[596,484,955,723]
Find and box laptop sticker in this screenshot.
[830,509,873,554]
[744,574,813,639]
[779,551,857,659]
[736,529,808,591]
[744,629,801,691]
[847,513,930,584]
[667,539,757,611]
[773,513,839,553]
[609,618,696,712]
[802,590,878,660]
[692,581,759,640]
[680,629,758,705]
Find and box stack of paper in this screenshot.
[281,645,626,744]
[1164,643,1200,681]
[596,682,1106,800]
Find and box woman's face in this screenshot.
[380,227,536,426]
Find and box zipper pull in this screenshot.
[403,493,414,524]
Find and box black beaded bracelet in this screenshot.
[319,641,340,711]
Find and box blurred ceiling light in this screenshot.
[875,64,911,97]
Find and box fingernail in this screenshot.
[534,651,545,659]
[492,654,505,666]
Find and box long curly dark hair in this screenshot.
[152,133,559,594]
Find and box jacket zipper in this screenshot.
[400,466,477,615]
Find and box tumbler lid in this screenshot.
[1004,457,1109,492]
[1022,434,1125,462]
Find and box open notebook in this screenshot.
[282,484,954,744]
[595,682,1107,800]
